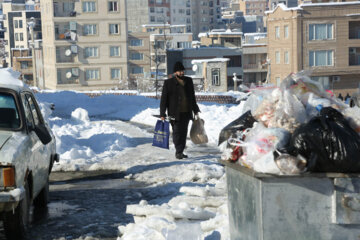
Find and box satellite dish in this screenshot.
[65,49,72,56]
[66,72,72,79]
[192,64,198,71]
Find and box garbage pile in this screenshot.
[220,71,360,175]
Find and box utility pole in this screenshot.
[28,17,37,87]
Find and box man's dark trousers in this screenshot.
[171,112,191,154]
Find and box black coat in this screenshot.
[160,76,200,120]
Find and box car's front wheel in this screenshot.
[33,177,49,208]
[3,181,30,240]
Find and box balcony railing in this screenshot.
[54,11,77,18]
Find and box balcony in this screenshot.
[55,22,78,41]
[57,68,80,85]
[56,46,78,63]
[53,1,76,18]
[243,62,267,72]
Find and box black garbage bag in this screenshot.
[218,110,257,145]
[287,107,360,173]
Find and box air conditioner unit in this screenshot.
[350,48,357,54]
[71,45,78,54]
[332,76,340,82]
[72,68,79,77]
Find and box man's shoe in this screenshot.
[175,153,188,159]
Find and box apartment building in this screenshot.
[3,0,41,68]
[199,29,242,48]
[126,0,170,33]
[238,0,268,16]
[126,0,221,40]
[242,32,267,85]
[128,32,151,90]
[40,0,128,90]
[269,0,298,10]
[267,2,360,95]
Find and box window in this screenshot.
[15,33,19,41]
[130,39,143,46]
[14,20,18,28]
[309,24,333,41]
[311,76,330,89]
[110,46,120,57]
[275,51,280,64]
[284,25,288,38]
[19,20,23,28]
[83,24,97,35]
[109,24,120,35]
[83,1,96,12]
[130,52,143,60]
[177,42,191,49]
[156,0,163,3]
[132,67,143,74]
[64,2,75,12]
[284,51,289,64]
[276,77,281,86]
[275,26,280,39]
[20,33,23,41]
[150,16,155,22]
[349,47,360,66]
[150,7,154,13]
[84,47,98,58]
[86,69,100,80]
[212,69,220,86]
[111,68,121,79]
[309,50,333,66]
[349,21,360,39]
[108,1,118,12]
[225,55,242,67]
[21,62,28,69]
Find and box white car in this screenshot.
[0,83,58,239]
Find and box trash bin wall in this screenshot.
[225,162,360,240]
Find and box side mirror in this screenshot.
[34,124,52,145]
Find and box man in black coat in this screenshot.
[160,61,200,159]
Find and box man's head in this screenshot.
[173,61,185,78]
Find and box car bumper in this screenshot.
[0,187,25,212]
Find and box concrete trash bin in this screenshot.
[220,160,360,240]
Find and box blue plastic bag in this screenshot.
[152,120,170,149]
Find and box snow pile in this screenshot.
[0,68,24,87]
[34,90,242,239]
[118,177,229,240]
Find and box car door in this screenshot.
[21,92,49,196]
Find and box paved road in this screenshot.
[0,170,164,240]
[25,170,157,240]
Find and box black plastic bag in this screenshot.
[218,110,256,145]
[287,107,360,173]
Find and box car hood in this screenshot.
[0,132,13,150]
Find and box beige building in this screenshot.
[242,32,267,85]
[192,58,230,92]
[40,0,128,90]
[238,0,268,16]
[11,48,33,84]
[3,1,41,71]
[267,2,360,95]
[199,29,243,48]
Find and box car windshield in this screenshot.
[0,93,20,130]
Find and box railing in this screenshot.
[54,11,77,18]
